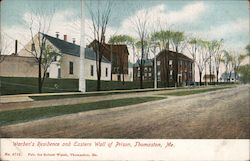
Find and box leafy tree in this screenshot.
[246,44,250,56]
[237,64,250,83]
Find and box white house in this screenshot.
[17,33,111,80]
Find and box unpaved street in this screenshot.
[0,85,249,138]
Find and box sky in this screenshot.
[1,0,249,58]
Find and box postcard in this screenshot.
[0,0,249,160]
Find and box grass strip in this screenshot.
[29,88,172,101]
[0,96,165,126]
[159,86,233,96]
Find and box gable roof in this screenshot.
[42,34,110,63]
[157,49,193,62]
[103,43,129,56]
[133,59,153,67]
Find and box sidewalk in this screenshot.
[0,87,172,104]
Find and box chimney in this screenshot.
[56,32,59,38]
[64,35,67,41]
[15,40,18,55]
[72,38,76,44]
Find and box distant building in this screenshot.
[133,59,154,81]
[1,33,111,80]
[220,72,239,82]
[88,40,130,81]
[203,74,216,82]
[133,50,194,87]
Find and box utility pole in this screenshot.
[151,42,158,89]
[79,0,86,92]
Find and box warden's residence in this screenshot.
[0,33,112,80]
[133,49,194,87]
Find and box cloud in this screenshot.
[1,9,117,55]
[118,2,206,37]
[193,17,249,52]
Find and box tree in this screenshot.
[231,53,246,82]
[0,33,13,63]
[24,8,58,93]
[151,30,172,51]
[210,39,223,84]
[171,31,185,86]
[130,10,149,89]
[222,50,233,82]
[245,44,250,56]
[237,64,250,83]
[187,38,209,85]
[87,1,112,91]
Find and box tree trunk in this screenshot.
[140,40,144,89]
[140,60,143,89]
[234,71,237,82]
[229,71,232,82]
[199,71,202,86]
[216,70,219,85]
[175,47,178,87]
[209,55,212,83]
[38,58,42,93]
[97,58,102,91]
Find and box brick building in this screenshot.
[88,40,130,81]
[133,49,194,87]
[157,50,194,87]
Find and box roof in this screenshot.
[203,74,216,79]
[133,59,153,67]
[42,34,110,63]
[220,72,239,79]
[157,49,193,62]
[104,43,129,56]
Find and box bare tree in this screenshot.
[231,52,246,82]
[212,39,224,84]
[130,10,149,89]
[87,0,112,91]
[207,39,223,83]
[171,31,186,86]
[191,39,210,85]
[24,8,59,93]
[222,50,233,82]
[0,33,13,63]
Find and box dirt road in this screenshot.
[0,85,249,138]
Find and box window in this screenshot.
[69,61,73,74]
[144,67,148,72]
[157,71,161,81]
[157,61,160,66]
[105,68,108,77]
[148,67,152,72]
[170,70,173,79]
[90,65,94,76]
[145,73,148,77]
[169,60,173,68]
[148,73,152,77]
[31,43,35,51]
